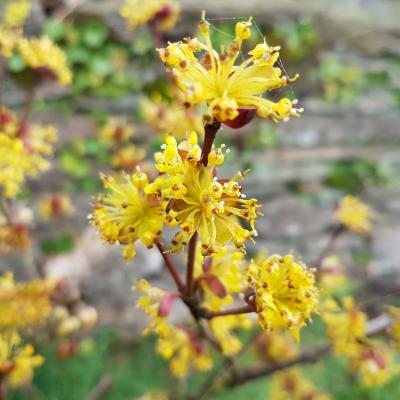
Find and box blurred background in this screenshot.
[1,0,400,399]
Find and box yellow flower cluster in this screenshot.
[141,97,204,139]
[388,306,400,350]
[156,325,212,377]
[111,145,146,171]
[3,0,30,28]
[0,219,31,255]
[0,107,57,198]
[120,0,180,32]
[146,133,261,255]
[319,255,347,295]
[270,368,332,400]
[0,331,43,388]
[334,195,375,235]
[246,254,318,341]
[38,193,75,221]
[133,279,171,337]
[98,117,135,146]
[18,36,72,85]
[255,330,299,364]
[0,0,30,57]
[0,272,56,329]
[91,171,164,262]
[158,15,301,125]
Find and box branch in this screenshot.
[85,374,112,400]
[227,314,392,387]
[156,240,185,292]
[186,233,198,297]
[201,305,254,320]
[314,225,345,271]
[200,120,221,167]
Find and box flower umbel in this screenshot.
[158,14,302,125]
[91,171,164,261]
[334,195,375,235]
[246,254,318,340]
[146,133,261,255]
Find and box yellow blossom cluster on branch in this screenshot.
[158,14,302,126]
[334,195,375,235]
[120,0,180,32]
[37,193,75,221]
[246,254,318,341]
[98,117,136,146]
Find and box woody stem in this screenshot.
[186,233,197,297]
[200,120,221,166]
[201,305,254,319]
[314,225,345,271]
[156,240,185,292]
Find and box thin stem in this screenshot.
[18,84,36,133]
[186,233,197,297]
[0,197,12,225]
[156,240,185,292]
[200,120,221,166]
[314,225,345,271]
[202,305,254,319]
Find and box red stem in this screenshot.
[186,233,197,297]
[202,305,254,319]
[200,120,221,167]
[156,241,185,292]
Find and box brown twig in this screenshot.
[201,305,254,320]
[200,120,221,167]
[186,233,197,297]
[0,197,12,225]
[19,85,36,131]
[314,225,345,271]
[85,374,112,400]
[156,240,185,292]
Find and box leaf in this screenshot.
[206,275,227,298]
[44,19,66,41]
[41,232,75,255]
[158,293,179,317]
[7,53,26,73]
[81,20,109,48]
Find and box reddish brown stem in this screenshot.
[156,240,185,292]
[202,305,254,319]
[19,85,36,132]
[186,233,197,297]
[200,120,221,166]
[314,225,345,271]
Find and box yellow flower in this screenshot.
[98,117,135,146]
[387,306,400,350]
[0,331,43,388]
[120,0,180,32]
[0,220,31,255]
[141,96,204,139]
[334,195,375,235]
[0,26,21,57]
[0,108,58,198]
[18,36,72,85]
[270,368,332,400]
[3,0,31,28]
[133,279,171,337]
[146,133,261,255]
[209,315,252,356]
[246,254,318,341]
[255,330,299,364]
[38,193,75,221]
[111,145,146,171]
[350,344,398,388]
[0,272,56,329]
[322,297,367,357]
[91,170,164,262]
[158,14,301,124]
[156,326,212,378]
[319,255,347,295]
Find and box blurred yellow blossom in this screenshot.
[158,14,301,125]
[120,0,180,32]
[387,306,400,350]
[322,297,367,357]
[38,193,74,221]
[145,133,261,255]
[91,170,164,261]
[98,117,135,146]
[0,331,43,388]
[319,255,347,295]
[334,195,375,235]
[141,97,204,139]
[0,272,56,329]
[246,254,318,341]
[0,220,31,254]
[111,145,146,171]
[18,36,72,85]
[4,0,30,28]
[133,279,171,337]
[156,326,212,378]
[270,368,332,400]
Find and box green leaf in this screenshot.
[44,19,66,42]
[7,53,26,73]
[81,20,109,48]
[58,149,90,178]
[41,232,75,255]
